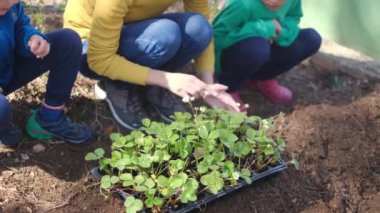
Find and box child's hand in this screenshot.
[262,0,286,11]
[204,89,241,112]
[273,19,283,35]
[28,35,50,59]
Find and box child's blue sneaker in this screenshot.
[25,110,95,145]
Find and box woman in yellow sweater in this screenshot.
[64,0,238,130]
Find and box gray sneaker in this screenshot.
[96,80,148,130]
[145,86,188,122]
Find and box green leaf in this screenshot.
[241,168,251,177]
[142,118,151,127]
[94,148,105,157]
[84,152,98,161]
[246,128,256,139]
[289,154,300,170]
[186,135,199,142]
[200,171,224,194]
[100,175,111,189]
[85,148,105,161]
[169,173,188,189]
[135,185,148,192]
[138,154,153,168]
[120,173,134,187]
[179,178,199,203]
[124,197,143,213]
[198,125,209,139]
[237,142,252,156]
[197,161,209,174]
[213,152,225,162]
[144,178,156,189]
[208,130,220,140]
[144,196,155,208]
[134,175,145,185]
[156,176,169,187]
[122,180,134,187]
[227,133,239,143]
[169,159,185,175]
[154,197,164,206]
[230,114,245,126]
[110,176,119,184]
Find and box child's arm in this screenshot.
[274,0,302,46]
[14,3,48,57]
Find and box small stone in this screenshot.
[14,158,20,163]
[30,172,35,178]
[25,206,32,213]
[33,144,46,153]
[21,154,30,161]
[60,152,64,156]
[6,153,11,158]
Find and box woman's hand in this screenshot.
[147,70,240,112]
[147,69,219,98]
[203,85,240,112]
[28,35,50,59]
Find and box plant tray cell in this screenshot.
[90,160,287,213]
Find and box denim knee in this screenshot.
[181,13,213,53]
[0,94,11,132]
[119,19,182,68]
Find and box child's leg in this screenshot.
[3,29,94,145]
[0,94,21,147]
[218,37,271,92]
[4,29,80,106]
[0,94,11,131]
[250,28,322,80]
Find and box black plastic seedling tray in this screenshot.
[91,160,287,213]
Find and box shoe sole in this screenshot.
[26,125,94,145]
[94,82,107,100]
[104,97,139,131]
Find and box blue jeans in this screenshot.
[80,12,213,88]
[218,28,322,92]
[0,29,82,130]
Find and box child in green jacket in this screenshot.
[213,0,321,111]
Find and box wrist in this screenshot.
[198,71,214,84]
[146,69,168,88]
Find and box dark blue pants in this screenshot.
[0,29,82,131]
[79,13,212,88]
[218,28,322,92]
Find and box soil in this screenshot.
[1,7,379,213]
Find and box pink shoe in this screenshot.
[229,92,248,112]
[246,79,293,104]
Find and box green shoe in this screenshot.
[25,110,54,140]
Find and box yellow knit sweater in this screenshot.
[64,0,214,85]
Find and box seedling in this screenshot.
[86,102,285,212]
